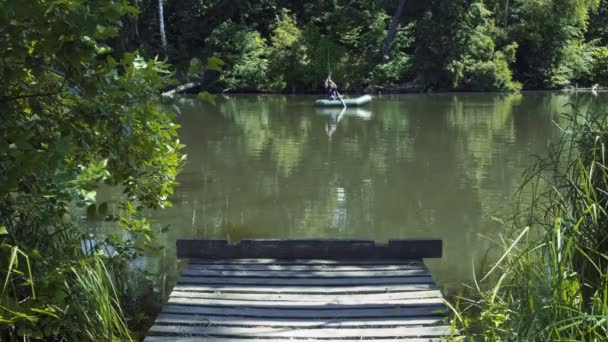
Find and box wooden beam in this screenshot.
[176,239,442,259]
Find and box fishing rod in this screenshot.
[327,48,332,76]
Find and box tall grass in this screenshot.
[0,209,134,340]
[455,109,608,340]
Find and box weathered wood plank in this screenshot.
[161,304,447,318]
[144,337,444,342]
[147,325,452,338]
[188,258,424,265]
[172,283,437,294]
[177,239,442,259]
[168,289,443,302]
[186,262,426,271]
[181,267,429,278]
[154,313,444,327]
[167,296,445,307]
[178,275,434,285]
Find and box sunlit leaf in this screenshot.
[206,56,224,72]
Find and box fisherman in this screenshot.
[325,75,340,100]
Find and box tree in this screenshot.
[507,0,600,88]
[206,20,271,91]
[159,0,168,55]
[413,0,520,91]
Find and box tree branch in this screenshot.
[0,78,68,103]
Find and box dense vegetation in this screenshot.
[1,0,181,340]
[126,0,608,92]
[455,108,608,339]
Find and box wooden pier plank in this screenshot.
[181,267,429,278]
[177,275,435,285]
[168,289,444,302]
[177,239,442,259]
[187,258,426,265]
[153,314,444,327]
[144,337,445,342]
[146,325,453,338]
[186,262,426,271]
[167,296,445,307]
[172,283,437,294]
[160,304,447,318]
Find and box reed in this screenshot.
[455,108,608,340]
[0,215,134,340]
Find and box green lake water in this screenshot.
[142,91,606,293]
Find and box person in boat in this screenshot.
[325,75,340,100]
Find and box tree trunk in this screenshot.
[504,0,509,28]
[161,80,202,97]
[382,0,408,58]
[158,0,167,55]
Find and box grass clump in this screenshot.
[455,108,608,340]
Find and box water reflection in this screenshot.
[146,92,606,291]
[316,107,373,138]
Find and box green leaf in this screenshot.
[188,57,203,76]
[83,190,97,204]
[206,56,224,72]
[0,225,8,235]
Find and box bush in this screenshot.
[447,3,521,91]
[449,44,522,92]
[368,23,414,86]
[267,9,308,92]
[591,46,608,86]
[207,21,271,91]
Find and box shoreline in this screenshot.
[165,82,605,97]
[176,89,607,98]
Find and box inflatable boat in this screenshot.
[314,94,372,107]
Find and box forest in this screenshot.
[122,0,608,92]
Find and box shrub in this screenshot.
[207,21,271,91]
[368,23,415,86]
[267,9,308,92]
[591,46,608,86]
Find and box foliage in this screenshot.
[267,9,308,92]
[368,23,415,86]
[0,0,182,340]
[124,0,608,92]
[507,0,600,88]
[414,1,521,91]
[455,108,608,339]
[591,46,608,86]
[587,0,608,45]
[206,20,271,91]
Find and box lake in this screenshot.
[143,91,605,293]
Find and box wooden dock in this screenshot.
[145,239,454,341]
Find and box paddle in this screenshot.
[337,92,347,108]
